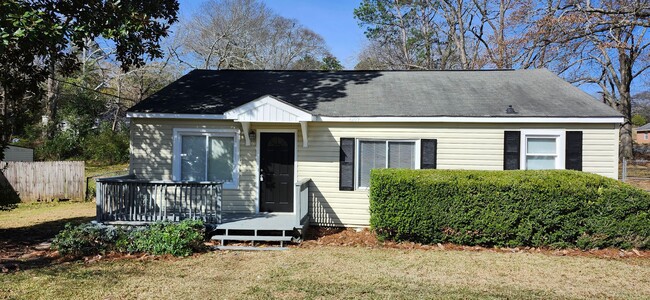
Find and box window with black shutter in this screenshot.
[421,139,437,169]
[504,131,521,170]
[339,138,355,191]
[565,131,583,171]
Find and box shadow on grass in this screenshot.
[0,216,94,272]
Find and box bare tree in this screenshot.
[172,0,331,70]
[529,0,650,159]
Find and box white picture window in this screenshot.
[520,130,565,170]
[173,129,239,189]
[357,140,419,189]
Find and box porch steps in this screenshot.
[211,235,292,242]
[212,246,289,251]
[211,234,293,249]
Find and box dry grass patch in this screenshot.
[0,201,95,229]
[2,247,650,299]
[0,201,95,267]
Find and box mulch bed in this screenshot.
[2,226,648,273]
[297,227,650,259]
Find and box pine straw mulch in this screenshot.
[296,227,650,260]
[3,226,649,273]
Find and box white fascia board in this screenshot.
[314,116,624,124]
[127,112,226,119]
[127,111,623,124]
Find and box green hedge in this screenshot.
[369,169,650,249]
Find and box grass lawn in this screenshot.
[85,163,129,200]
[2,203,650,299]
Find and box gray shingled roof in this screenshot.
[128,69,621,118]
[637,123,650,131]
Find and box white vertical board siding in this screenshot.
[131,119,619,226]
[302,122,619,227]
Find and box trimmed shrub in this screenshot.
[369,169,650,249]
[52,220,206,257]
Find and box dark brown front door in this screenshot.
[259,132,294,212]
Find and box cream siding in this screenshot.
[130,119,619,227]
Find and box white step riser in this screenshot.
[213,246,288,251]
[211,235,292,242]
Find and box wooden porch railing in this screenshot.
[96,175,222,224]
[295,178,311,225]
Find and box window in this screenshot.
[357,140,419,188]
[645,133,648,140]
[520,130,565,170]
[173,129,239,189]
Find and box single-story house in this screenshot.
[96,69,622,245]
[635,123,650,144]
[2,145,34,162]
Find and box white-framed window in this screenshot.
[520,130,565,170]
[644,133,648,140]
[172,128,239,189]
[355,139,420,189]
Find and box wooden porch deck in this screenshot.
[96,175,312,249]
[219,212,304,230]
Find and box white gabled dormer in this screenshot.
[224,95,313,147]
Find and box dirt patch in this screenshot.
[297,226,650,259]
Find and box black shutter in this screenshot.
[421,139,437,169]
[504,131,521,170]
[339,138,355,191]
[566,131,583,171]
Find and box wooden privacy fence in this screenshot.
[0,161,85,202]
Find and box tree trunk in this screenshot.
[0,84,8,160]
[44,58,59,139]
[111,78,121,131]
[618,44,634,159]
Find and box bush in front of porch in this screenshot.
[52,220,206,257]
[369,169,650,250]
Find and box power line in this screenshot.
[52,77,137,102]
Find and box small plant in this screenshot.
[52,223,125,256]
[52,219,207,257]
[127,220,206,256]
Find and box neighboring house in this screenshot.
[2,146,34,162]
[96,69,622,244]
[636,124,650,144]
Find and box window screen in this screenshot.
[525,137,557,170]
[358,141,386,188]
[358,140,416,188]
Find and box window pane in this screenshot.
[388,141,415,169]
[181,136,206,181]
[526,155,556,170]
[359,141,386,188]
[527,138,556,154]
[208,136,234,182]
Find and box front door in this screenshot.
[259,132,295,212]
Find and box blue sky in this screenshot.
[177,0,366,69]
